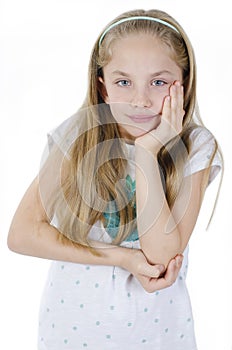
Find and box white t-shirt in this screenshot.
[38,115,221,350]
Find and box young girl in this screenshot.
[8,9,222,350]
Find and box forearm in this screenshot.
[8,217,132,268]
[8,175,134,268]
[135,144,181,267]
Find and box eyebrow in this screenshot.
[111,70,174,77]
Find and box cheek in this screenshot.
[108,103,124,122]
[106,90,128,104]
[152,89,169,113]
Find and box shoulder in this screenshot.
[189,125,216,147]
[184,126,222,184]
[47,112,80,156]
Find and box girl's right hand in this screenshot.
[122,249,183,293]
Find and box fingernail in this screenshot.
[176,256,183,267]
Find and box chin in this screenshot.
[126,122,160,139]
[132,129,150,139]
[118,117,162,141]
[119,126,145,140]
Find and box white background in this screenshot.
[0,0,231,349]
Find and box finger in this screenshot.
[165,255,183,282]
[152,256,182,289]
[148,265,177,291]
[162,95,171,120]
[143,273,173,292]
[153,264,166,278]
[139,263,165,278]
[170,82,184,115]
[170,82,185,133]
[175,254,184,266]
[170,83,178,113]
[139,256,184,293]
[178,84,184,111]
[176,84,185,120]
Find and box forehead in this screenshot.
[104,33,181,76]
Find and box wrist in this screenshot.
[91,242,136,270]
[118,246,137,270]
[134,142,160,166]
[135,137,161,155]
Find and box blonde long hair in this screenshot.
[41,9,219,248]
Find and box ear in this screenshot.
[98,77,109,103]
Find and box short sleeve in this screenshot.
[47,113,79,158]
[184,126,222,185]
[39,113,80,233]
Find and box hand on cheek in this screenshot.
[135,81,185,152]
[156,80,185,143]
[167,80,185,134]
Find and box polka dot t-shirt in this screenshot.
[38,119,221,350]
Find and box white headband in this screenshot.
[99,16,179,46]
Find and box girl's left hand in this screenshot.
[133,253,184,293]
[135,81,185,152]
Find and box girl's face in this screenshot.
[99,33,183,141]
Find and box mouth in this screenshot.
[126,114,157,124]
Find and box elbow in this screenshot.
[140,235,181,268]
[7,227,24,254]
[7,221,33,256]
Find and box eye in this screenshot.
[152,80,167,87]
[116,79,131,87]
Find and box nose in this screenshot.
[130,87,152,109]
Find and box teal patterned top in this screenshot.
[102,174,139,241]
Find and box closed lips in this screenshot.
[127,114,156,123]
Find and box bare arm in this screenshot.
[135,144,206,267]
[8,176,135,266]
[135,82,207,267]
[7,176,183,292]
